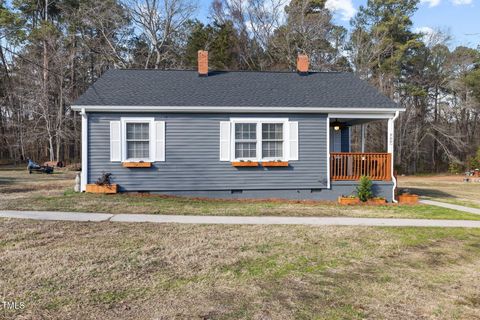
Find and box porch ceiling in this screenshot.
[329,118,385,126]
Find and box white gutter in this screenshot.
[71,105,405,114]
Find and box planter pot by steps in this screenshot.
[366,198,387,205]
[338,197,360,205]
[398,194,419,205]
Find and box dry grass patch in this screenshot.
[398,175,480,209]
[1,219,480,319]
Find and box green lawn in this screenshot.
[1,218,480,319]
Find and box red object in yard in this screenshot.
[43,161,64,168]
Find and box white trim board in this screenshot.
[81,108,88,192]
[71,105,405,114]
[328,113,397,119]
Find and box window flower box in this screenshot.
[398,194,419,204]
[338,196,360,205]
[232,161,259,167]
[86,184,118,194]
[122,162,152,168]
[262,161,289,167]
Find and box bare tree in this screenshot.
[124,0,197,69]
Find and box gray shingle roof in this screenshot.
[73,69,399,109]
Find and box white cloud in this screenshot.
[450,0,472,5]
[415,26,435,36]
[414,26,452,47]
[325,0,356,21]
[421,0,441,7]
[421,0,473,6]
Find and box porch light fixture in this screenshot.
[331,119,342,131]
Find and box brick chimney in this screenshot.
[297,54,309,75]
[198,50,208,76]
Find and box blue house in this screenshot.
[72,52,404,202]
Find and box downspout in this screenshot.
[390,111,400,203]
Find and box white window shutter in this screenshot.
[155,121,165,162]
[287,121,298,161]
[219,121,231,161]
[110,121,121,161]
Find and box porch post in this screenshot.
[360,124,366,153]
[81,108,88,192]
[326,115,331,189]
[387,119,394,154]
[388,111,399,202]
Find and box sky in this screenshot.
[196,0,480,48]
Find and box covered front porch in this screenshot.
[327,112,399,200]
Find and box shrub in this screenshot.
[95,172,112,186]
[356,176,373,202]
[448,162,463,174]
[468,147,480,170]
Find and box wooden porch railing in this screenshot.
[330,153,392,181]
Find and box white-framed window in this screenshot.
[262,123,283,159]
[126,122,150,160]
[121,118,155,162]
[229,118,289,162]
[235,123,257,159]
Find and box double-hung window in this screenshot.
[262,123,283,159]
[126,122,150,160]
[235,123,257,159]
[231,119,287,161]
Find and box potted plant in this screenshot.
[338,195,360,205]
[367,197,386,205]
[398,190,419,204]
[86,172,118,194]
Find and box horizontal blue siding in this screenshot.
[88,113,328,192]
